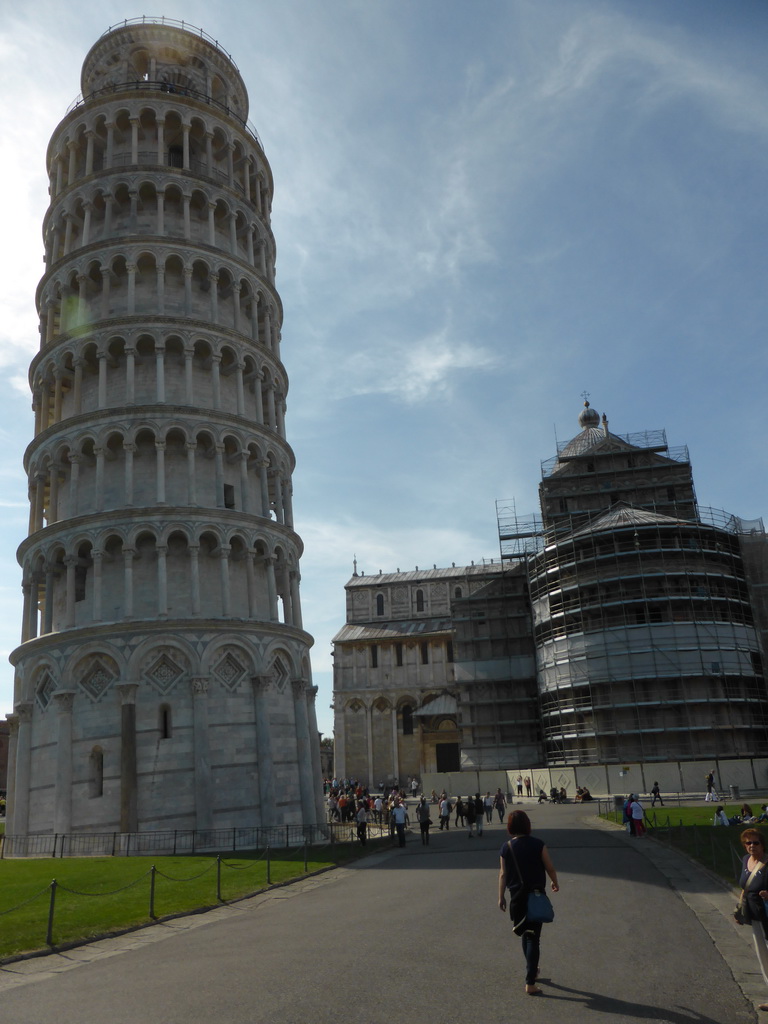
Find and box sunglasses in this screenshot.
[745,840,764,846]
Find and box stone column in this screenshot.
[191,677,213,830]
[245,550,257,618]
[5,714,19,835]
[219,545,231,617]
[53,691,76,835]
[211,353,222,408]
[186,442,198,505]
[117,683,139,833]
[73,358,84,414]
[69,454,81,517]
[391,705,400,785]
[258,459,270,517]
[235,361,245,416]
[292,680,316,824]
[97,349,108,407]
[155,441,166,504]
[290,570,303,630]
[264,556,278,621]
[92,549,103,621]
[333,702,346,783]
[156,543,168,617]
[238,451,250,513]
[250,676,273,826]
[184,346,194,404]
[306,686,325,823]
[123,547,135,618]
[189,543,201,615]
[182,123,190,170]
[94,444,105,510]
[123,442,135,506]
[43,564,55,633]
[12,702,34,836]
[48,463,60,525]
[365,704,374,788]
[64,555,77,628]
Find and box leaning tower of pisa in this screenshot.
[6,18,322,838]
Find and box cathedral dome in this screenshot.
[578,401,600,428]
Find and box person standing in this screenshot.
[465,795,477,838]
[391,797,407,847]
[629,794,645,837]
[650,782,664,807]
[439,794,451,830]
[524,776,532,797]
[494,788,507,822]
[474,793,485,837]
[415,796,431,845]
[498,810,560,996]
[516,775,524,797]
[455,797,466,828]
[737,829,768,1012]
[705,770,717,802]
[484,792,494,823]
[356,802,369,845]
[411,777,419,800]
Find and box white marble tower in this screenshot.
[6,18,322,837]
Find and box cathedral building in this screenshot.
[334,402,768,787]
[6,19,322,838]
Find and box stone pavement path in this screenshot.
[0,802,760,1023]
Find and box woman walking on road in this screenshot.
[738,828,768,1012]
[498,810,559,996]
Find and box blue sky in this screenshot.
[1,0,767,737]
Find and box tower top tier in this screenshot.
[81,18,249,124]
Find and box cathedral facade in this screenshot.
[334,402,768,786]
[6,20,322,837]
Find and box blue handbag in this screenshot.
[527,888,555,923]
[508,839,555,924]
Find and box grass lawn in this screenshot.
[601,802,768,885]
[0,837,388,961]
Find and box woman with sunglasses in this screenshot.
[740,828,768,1012]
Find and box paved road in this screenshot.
[0,803,760,1023]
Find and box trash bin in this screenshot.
[730,784,740,800]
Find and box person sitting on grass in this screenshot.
[713,805,730,826]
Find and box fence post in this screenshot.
[285,825,289,849]
[266,845,271,885]
[233,827,237,853]
[173,830,177,856]
[149,864,157,919]
[710,831,716,873]
[46,880,57,946]
[217,855,222,902]
[304,838,308,873]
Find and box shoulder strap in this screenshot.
[507,838,524,885]
[745,860,766,890]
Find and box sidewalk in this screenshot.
[590,811,765,1011]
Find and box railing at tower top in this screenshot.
[65,80,264,154]
[96,17,241,71]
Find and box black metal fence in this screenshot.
[0,820,393,859]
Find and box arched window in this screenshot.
[454,587,462,599]
[376,593,384,616]
[89,746,104,798]
[159,703,172,739]
[402,704,413,736]
[416,589,424,612]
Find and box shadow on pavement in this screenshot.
[542,980,730,1024]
